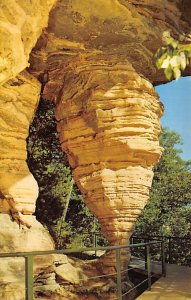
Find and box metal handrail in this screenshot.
[0,240,166,300]
[131,235,191,265]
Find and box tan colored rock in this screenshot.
[0,2,58,297]
[0,214,54,252]
[0,71,40,219]
[0,0,56,85]
[55,262,86,284]
[0,71,55,298]
[30,0,191,84]
[51,56,163,269]
[0,0,191,299]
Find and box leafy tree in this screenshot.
[135,127,191,238]
[134,128,191,264]
[155,31,191,80]
[27,99,103,249]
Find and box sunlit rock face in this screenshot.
[0,71,54,299]
[0,70,54,247]
[54,58,163,247]
[43,55,163,271]
[0,0,56,84]
[0,72,39,217]
[31,0,190,84]
[0,0,191,298]
[0,0,56,254]
[29,0,189,268]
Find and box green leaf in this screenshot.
[170,55,181,67]
[171,40,179,49]
[162,31,173,45]
[179,52,187,70]
[164,66,173,80]
[186,50,191,57]
[161,56,171,68]
[156,52,168,69]
[173,67,181,80]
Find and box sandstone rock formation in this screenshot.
[54,57,163,248]
[30,0,190,268]
[0,0,56,84]
[0,0,191,299]
[0,3,56,298]
[0,71,55,299]
[0,0,56,247]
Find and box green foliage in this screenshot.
[135,128,191,239]
[27,99,72,225]
[27,99,104,249]
[154,31,191,79]
[134,128,191,265]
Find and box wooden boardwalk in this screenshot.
[137,263,191,300]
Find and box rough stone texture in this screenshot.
[0,0,191,299]
[0,71,40,220]
[48,56,163,271]
[55,58,163,246]
[0,0,56,84]
[0,215,55,300]
[30,0,191,84]
[0,71,54,298]
[30,1,190,257]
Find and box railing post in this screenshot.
[116,249,122,300]
[93,233,97,256]
[146,244,151,291]
[144,239,147,270]
[168,237,172,264]
[161,240,166,277]
[25,255,34,300]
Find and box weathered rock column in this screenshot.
[0,71,54,251]
[55,56,163,268]
[0,72,55,300]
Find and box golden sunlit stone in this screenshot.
[0,0,191,298]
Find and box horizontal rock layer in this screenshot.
[0,72,54,298]
[0,0,56,85]
[52,58,164,250]
[0,71,40,217]
[0,0,191,298]
[30,0,191,84]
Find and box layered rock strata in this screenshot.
[0,71,54,299]
[47,55,164,268]
[0,0,56,84]
[0,0,191,298]
[0,72,40,219]
[0,0,56,248]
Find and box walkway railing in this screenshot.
[131,235,191,266]
[0,240,166,300]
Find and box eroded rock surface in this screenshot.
[45,56,163,271]
[0,0,56,84]
[55,58,163,245]
[0,72,40,218]
[0,0,191,299]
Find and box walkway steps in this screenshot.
[137,264,191,300]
